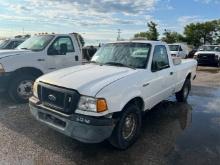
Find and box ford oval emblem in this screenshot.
[48,94,56,102]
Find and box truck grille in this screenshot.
[198,54,215,60]
[37,83,80,114]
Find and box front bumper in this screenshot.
[197,59,218,65]
[196,55,219,65]
[29,97,115,143]
[0,72,12,92]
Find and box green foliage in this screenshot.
[161,31,185,43]
[134,19,220,47]
[184,20,220,47]
[134,21,159,40]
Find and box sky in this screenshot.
[0,0,220,45]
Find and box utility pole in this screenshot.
[117,29,121,41]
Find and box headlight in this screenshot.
[0,64,5,73]
[33,82,38,98]
[78,96,108,113]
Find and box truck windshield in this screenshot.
[169,45,179,51]
[199,45,220,52]
[0,40,9,49]
[17,35,54,51]
[91,43,151,69]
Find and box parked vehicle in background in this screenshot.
[0,33,85,103]
[194,45,220,67]
[30,40,197,150]
[168,43,189,59]
[0,38,25,49]
[82,45,98,61]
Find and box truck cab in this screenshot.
[0,33,84,102]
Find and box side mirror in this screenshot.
[173,57,181,65]
[60,43,68,55]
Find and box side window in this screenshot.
[151,45,170,72]
[6,41,17,49]
[48,37,75,55]
[13,41,23,48]
[179,46,183,51]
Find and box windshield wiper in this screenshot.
[88,61,103,66]
[104,62,136,69]
[90,61,98,64]
[20,48,29,50]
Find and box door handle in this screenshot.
[170,72,174,75]
[37,59,45,62]
[48,68,56,70]
[75,55,79,61]
[143,83,150,87]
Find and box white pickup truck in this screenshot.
[0,33,84,102]
[29,40,197,149]
[194,45,220,67]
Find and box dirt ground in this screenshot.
[0,66,220,165]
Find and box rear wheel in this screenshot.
[109,104,142,150]
[175,78,191,102]
[8,75,36,103]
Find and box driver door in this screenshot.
[45,36,79,72]
[143,45,176,108]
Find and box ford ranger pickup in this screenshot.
[29,40,197,149]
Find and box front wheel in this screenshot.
[109,104,142,150]
[8,75,36,103]
[175,78,191,102]
[216,60,220,67]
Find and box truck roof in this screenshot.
[36,33,79,37]
[168,43,187,45]
[109,40,166,45]
[201,45,220,46]
[2,38,25,41]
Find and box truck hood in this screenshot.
[195,51,220,55]
[38,64,136,96]
[0,49,30,59]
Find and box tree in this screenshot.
[184,20,220,47]
[134,21,159,40]
[161,30,185,43]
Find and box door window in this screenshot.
[151,45,170,72]
[48,36,75,55]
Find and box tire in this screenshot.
[175,78,191,102]
[109,104,142,150]
[216,60,220,67]
[8,74,36,103]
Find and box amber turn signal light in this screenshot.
[96,99,108,113]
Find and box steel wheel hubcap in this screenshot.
[17,80,34,99]
[122,113,137,140]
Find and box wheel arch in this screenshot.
[186,72,191,80]
[112,96,145,119]
[12,67,44,78]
